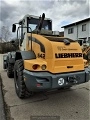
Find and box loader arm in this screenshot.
[83,47,90,55]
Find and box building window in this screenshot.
[68,28,74,34]
[82,24,86,31]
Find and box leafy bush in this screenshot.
[0,41,19,53]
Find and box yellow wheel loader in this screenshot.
[11,13,89,98]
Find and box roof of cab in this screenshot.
[61,17,90,28]
[19,14,52,24]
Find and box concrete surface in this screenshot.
[0,54,6,120]
[0,54,90,120]
[0,76,6,120]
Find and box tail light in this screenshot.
[32,64,39,70]
[32,64,47,70]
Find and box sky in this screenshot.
[0,0,90,39]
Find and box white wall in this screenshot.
[78,21,90,40]
[64,26,77,40]
[64,20,90,41]
[89,20,90,37]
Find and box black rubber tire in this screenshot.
[14,59,33,99]
[3,61,7,69]
[7,63,14,78]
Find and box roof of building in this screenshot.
[61,17,90,28]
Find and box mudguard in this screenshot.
[15,51,36,60]
[7,52,15,64]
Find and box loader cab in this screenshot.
[27,16,52,32]
[12,14,52,50]
[18,14,52,37]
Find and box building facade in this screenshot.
[61,18,90,42]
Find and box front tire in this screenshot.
[14,59,33,98]
[3,61,7,69]
[7,63,14,78]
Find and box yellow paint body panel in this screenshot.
[24,59,47,71]
[24,33,85,73]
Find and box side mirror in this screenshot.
[42,13,45,20]
[12,24,16,32]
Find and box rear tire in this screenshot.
[3,61,7,69]
[7,63,14,78]
[14,59,33,99]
